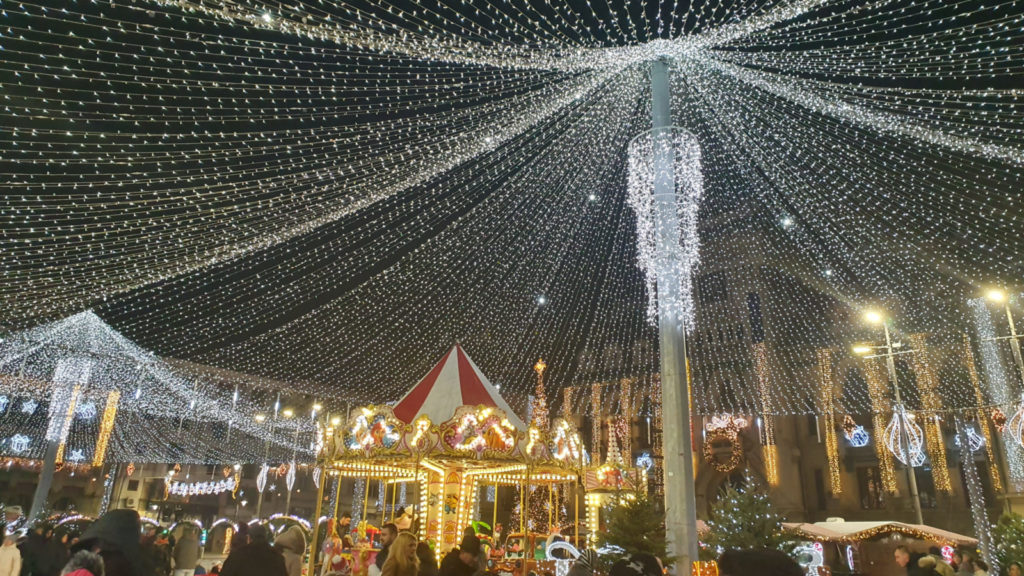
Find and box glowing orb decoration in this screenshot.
[256,463,269,493]
[884,407,926,467]
[846,546,856,571]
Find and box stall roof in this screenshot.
[782,521,977,546]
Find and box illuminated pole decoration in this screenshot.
[956,417,996,574]
[30,357,91,522]
[963,333,1005,496]
[908,334,952,493]
[971,296,1024,489]
[753,343,780,487]
[92,390,121,468]
[625,58,702,569]
[862,359,898,494]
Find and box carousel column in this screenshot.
[441,466,465,551]
[649,58,700,570]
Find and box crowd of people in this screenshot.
[893,545,1023,576]
[1,507,1014,576]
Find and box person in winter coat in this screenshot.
[274,526,306,576]
[219,524,286,576]
[59,550,104,576]
[19,525,51,576]
[415,542,437,576]
[381,533,418,576]
[567,550,597,576]
[0,535,21,576]
[896,546,939,576]
[172,530,200,576]
[71,510,151,576]
[438,534,479,576]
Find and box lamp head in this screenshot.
[987,288,1007,303]
[254,413,267,423]
[863,310,884,325]
[852,345,872,355]
[282,408,294,418]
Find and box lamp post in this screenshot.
[855,310,924,525]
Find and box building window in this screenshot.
[127,480,139,492]
[813,469,827,511]
[856,467,886,509]
[807,414,819,438]
[746,293,765,343]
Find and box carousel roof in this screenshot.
[393,344,527,430]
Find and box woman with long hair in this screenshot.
[381,533,419,576]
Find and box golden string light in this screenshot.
[817,348,842,495]
[91,391,121,468]
[908,334,952,494]
[753,343,779,486]
[864,361,898,494]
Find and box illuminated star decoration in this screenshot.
[67,449,86,463]
[21,400,38,415]
[0,396,8,413]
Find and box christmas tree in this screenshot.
[597,488,672,566]
[699,474,791,561]
[993,512,1024,570]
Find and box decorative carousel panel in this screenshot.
[440,405,518,458]
[523,426,549,461]
[343,405,403,456]
[404,414,438,455]
[549,418,584,464]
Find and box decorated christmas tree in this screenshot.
[597,488,671,566]
[700,473,791,561]
[993,512,1024,570]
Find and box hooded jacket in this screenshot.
[172,532,200,571]
[275,526,306,576]
[72,509,149,576]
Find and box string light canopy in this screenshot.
[0,0,1021,424]
[0,311,312,463]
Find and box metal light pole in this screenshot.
[650,58,700,570]
[860,313,923,525]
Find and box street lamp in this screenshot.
[985,288,1024,387]
[855,310,924,524]
[984,288,1023,513]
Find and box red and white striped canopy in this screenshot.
[393,344,526,429]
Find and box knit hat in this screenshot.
[460,534,481,556]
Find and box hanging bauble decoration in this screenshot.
[277,463,288,477]
[312,466,322,489]
[126,462,136,477]
[884,406,926,467]
[222,466,232,478]
[992,408,1008,432]
[1007,397,1024,447]
[955,423,986,453]
[842,415,870,447]
[256,463,269,493]
[286,461,296,491]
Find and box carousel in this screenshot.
[313,345,592,568]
